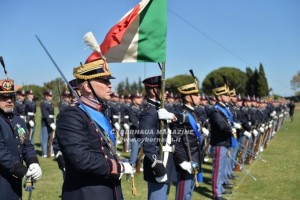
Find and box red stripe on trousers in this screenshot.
[178,172,186,200]
[212,146,221,198]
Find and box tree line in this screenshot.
[21,63,299,103]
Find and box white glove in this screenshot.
[243,131,251,138]
[123,123,130,131]
[273,115,278,119]
[279,114,283,118]
[253,129,258,137]
[50,123,56,131]
[157,108,175,121]
[232,128,237,134]
[261,123,265,127]
[114,122,121,131]
[259,127,264,133]
[201,127,209,136]
[119,162,133,179]
[122,162,133,174]
[26,163,42,181]
[155,174,168,183]
[269,124,273,128]
[234,122,242,129]
[179,161,193,174]
[29,120,35,128]
[270,111,276,117]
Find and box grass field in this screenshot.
[23,109,300,200]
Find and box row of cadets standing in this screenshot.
[55,56,133,200]
[0,56,42,199]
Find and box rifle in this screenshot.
[262,125,272,149]
[47,130,54,158]
[228,153,257,181]
[234,137,249,172]
[136,147,144,173]
[237,141,266,163]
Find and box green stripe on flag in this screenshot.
[137,0,167,62]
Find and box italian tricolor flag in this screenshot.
[86,0,167,63]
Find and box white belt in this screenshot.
[28,112,35,116]
[49,115,54,118]
[162,145,175,153]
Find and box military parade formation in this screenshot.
[0,52,295,200]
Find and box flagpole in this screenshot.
[159,62,166,159]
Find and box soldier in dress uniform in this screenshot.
[165,92,176,113]
[24,89,36,144]
[58,90,71,112]
[197,94,211,163]
[128,92,144,170]
[55,58,132,200]
[40,90,56,157]
[172,83,203,200]
[209,79,234,200]
[13,89,26,121]
[139,75,178,200]
[0,59,42,199]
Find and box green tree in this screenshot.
[252,68,259,97]
[291,71,300,94]
[202,67,246,95]
[245,67,254,96]
[257,63,269,97]
[117,81,125,95]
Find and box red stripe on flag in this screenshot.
[85,4,141,64]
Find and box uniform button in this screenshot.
[105,155,108,158]
[96,129,99,132]
[101,147,104,150]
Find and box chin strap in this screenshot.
[153,88,161,105]
[87,80,108,111]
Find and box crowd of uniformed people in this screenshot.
[0,52,295,200]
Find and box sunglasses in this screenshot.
[0,95,16,101]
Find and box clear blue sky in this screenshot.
[1,0,299,96]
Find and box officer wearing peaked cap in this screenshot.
[139,75,178,200]
[24,89,37,144]
[13,89,26,120]
[128,92,144,170]
[58,90,71,112]
[0,57,42,199]
[40,90,55,158]
[209,79,234,200]
[55,57,133,200]
[172,82,203,200]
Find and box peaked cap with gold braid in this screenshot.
[178,83,199,95]
[210,77,230,96]
[73,59,115,80]
[229,88,236,97]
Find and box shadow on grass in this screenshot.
[194,185,213,199]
